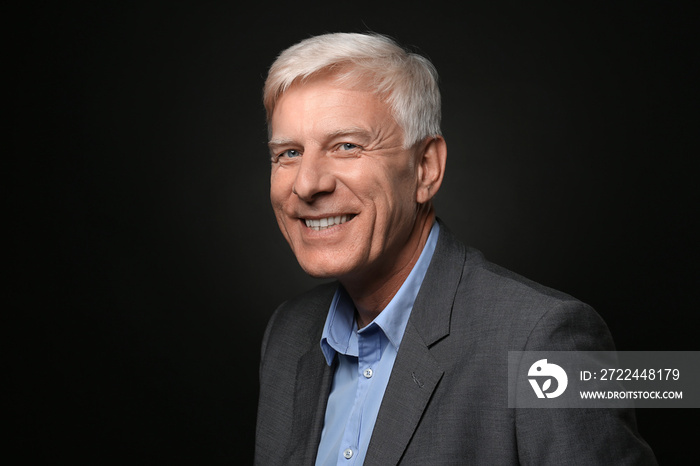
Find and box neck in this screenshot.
[341,208,435,329]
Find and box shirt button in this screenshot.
[363,368,373,379]
[343,448,353,459]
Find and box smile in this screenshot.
[304,215,354,231]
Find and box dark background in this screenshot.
[11,1,697,463]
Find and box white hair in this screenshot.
[263,32,442,147]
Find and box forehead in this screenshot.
[270,76,396,139]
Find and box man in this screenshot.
[255,32,656,465]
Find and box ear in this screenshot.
[416,136,447,204]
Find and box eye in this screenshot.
[340,143,359,151]
[281,149,302,158]
[272,149,302,162]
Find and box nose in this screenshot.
[292,150,336,202]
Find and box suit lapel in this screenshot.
[364,323,444,465]
[365,222,466,465]
[290,346,334,464]
[287,283,338,465]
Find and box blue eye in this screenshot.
[281,149,301,158]
[340,143,358,150]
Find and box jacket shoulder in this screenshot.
[454,246,615,352]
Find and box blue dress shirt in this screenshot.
[315,222,440,465]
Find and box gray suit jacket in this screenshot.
[255,223,656,465]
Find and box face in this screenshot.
[269,76,426,286]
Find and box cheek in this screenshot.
[269,187,283,211]
[270,170,291,210]
[353,158,415,197]
[269,182,294,244]
[377,167,418,211]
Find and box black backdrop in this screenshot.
[12,1,697,463]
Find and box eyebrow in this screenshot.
[267,138,296,150]
[268,127,373,149]
[325,127,373,141]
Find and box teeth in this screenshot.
[305,215,351,231]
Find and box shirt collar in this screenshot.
[320,221,440,365]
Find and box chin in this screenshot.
[295,252,359,280]
[297,261,346,279]
[300,268,337,279]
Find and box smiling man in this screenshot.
[255,33,656,465]
[268,70,443,328]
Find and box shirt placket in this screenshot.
[337,327,382,464]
